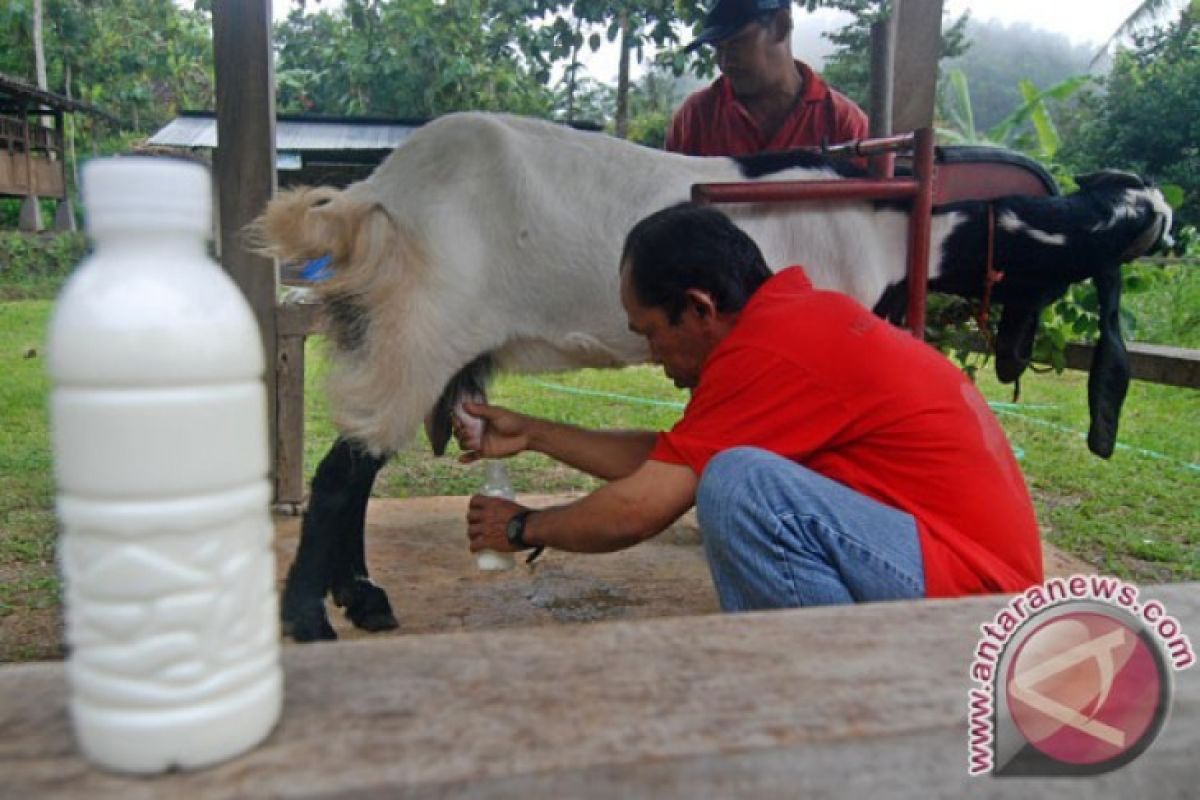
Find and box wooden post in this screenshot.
[52,109,75,231]
[18,107,42,232]
[274,303,322,510]
[212,0,280,497]
[891,0,944,134]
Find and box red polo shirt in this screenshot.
[649,267,1044,598]
[666,61,869,156]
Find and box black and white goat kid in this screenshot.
[256,113,1172,641]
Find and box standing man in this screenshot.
[458,204,1043,611]
[667,0,869,156]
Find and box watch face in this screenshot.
[506,514,524,547]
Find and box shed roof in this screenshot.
[148,110,426,151]
[0,72,120,125]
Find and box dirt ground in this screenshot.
[273,494,1093,642]
[272,495,722,639]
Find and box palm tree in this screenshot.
[33,0,47,93]
[1092,0,1190,63]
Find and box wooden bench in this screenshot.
[3,583,1196,797]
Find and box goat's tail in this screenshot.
[250,186,418,300]
[253,186,435,453]
[250,186,343,264]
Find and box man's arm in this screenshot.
[527,419,657,481]
[457,401,657,481]
[466,459,698,555]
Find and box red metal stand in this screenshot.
[692,128,937,339]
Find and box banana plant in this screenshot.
[938,68,1090,161]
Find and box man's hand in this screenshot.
[453,401,537,463]
[465,495,526,553]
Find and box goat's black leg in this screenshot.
[281,437,387,641]
[329,449,398,632]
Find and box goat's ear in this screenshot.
[1086,263,1130,458]
[1120,213,1168,262]
[994,303,1041,385]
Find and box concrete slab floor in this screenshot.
[273,495,1092,641]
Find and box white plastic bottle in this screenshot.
[47,157,282,774]
[477,461,518,571]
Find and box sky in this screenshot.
[262,0,1178,83]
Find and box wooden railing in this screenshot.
[0,113,67,200]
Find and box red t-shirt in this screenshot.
[649,268,1044,598]
[666,61,869,157]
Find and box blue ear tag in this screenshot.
[300,254,333,282]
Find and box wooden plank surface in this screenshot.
[1065,342,1200,390]
[2,584,1196,799]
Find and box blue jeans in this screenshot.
[695,447,926,612]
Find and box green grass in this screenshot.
[1125,264,1200,349]
[2,295,1197,662]
[0,301,61,661]
[0,233,88,301]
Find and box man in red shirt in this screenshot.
[667,0,869,157]
[460,204,1043,610]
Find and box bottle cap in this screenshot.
[83,156,212,236]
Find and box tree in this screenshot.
[1066,6,1200,226]
[274,0,563,118]
[1093,0,1193,64]
[563,0,681,138]
[624,65,687,147]
[0,0,213,133]
[32,0,47,92]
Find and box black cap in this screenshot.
[684,0,790,52]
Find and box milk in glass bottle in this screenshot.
[47,157,282,774]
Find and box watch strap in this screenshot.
[507,509,545,565]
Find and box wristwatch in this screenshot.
[505,510,545,564]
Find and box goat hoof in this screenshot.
[333,577,399,633]
[281,597,338,642]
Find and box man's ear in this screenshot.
[771,10,793,43]
[685,288,718,320]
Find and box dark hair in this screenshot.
[620,202,772,324]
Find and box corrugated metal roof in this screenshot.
[148,113,422,151]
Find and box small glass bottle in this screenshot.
[477,461,518,571]
[47,157,282,773]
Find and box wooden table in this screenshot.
[2,585,1196,798]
